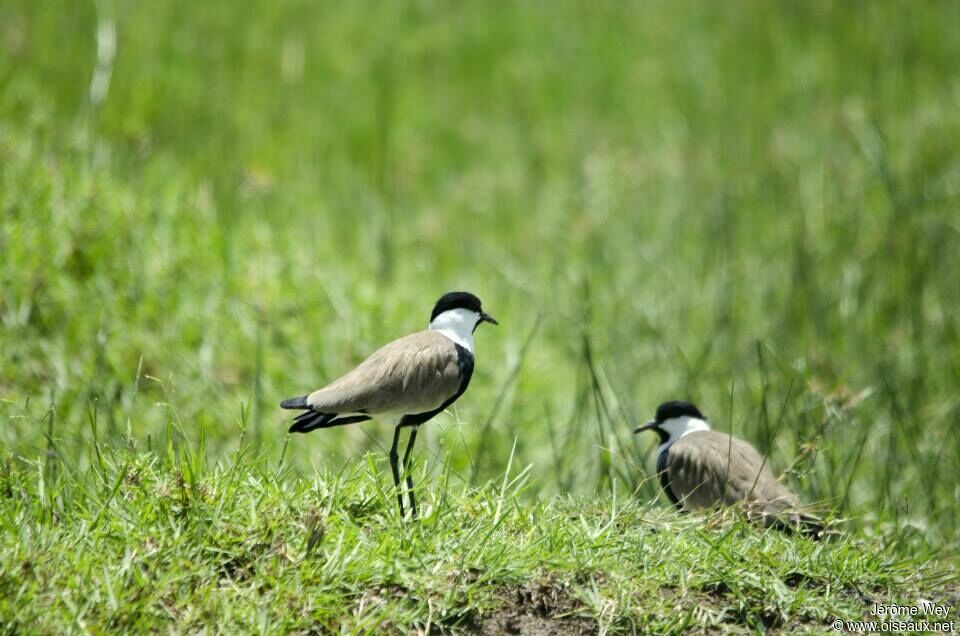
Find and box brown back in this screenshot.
[306,330,464,416]
[665,431,802,524]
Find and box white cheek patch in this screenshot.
[429,308,479,352]
[657,416,710,455]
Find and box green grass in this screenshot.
[1,0,959,632]
[1,445,952,634]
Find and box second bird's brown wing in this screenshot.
[665,431,804,525]
[305,330,464,416]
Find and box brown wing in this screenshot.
[305,330,463,416]
[666,431,802,521]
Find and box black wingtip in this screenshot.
[280,396,309,409]
[288,412,370,434]
[288,407,326,433]
[288,420,310,434]
[288,411,327,433]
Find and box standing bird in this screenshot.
[634,400,823,535]
[281,291,498,519]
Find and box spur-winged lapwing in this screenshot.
[634,400,822,535]
[281,291,498,519]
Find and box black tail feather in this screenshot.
[280,395,309,409]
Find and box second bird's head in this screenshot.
[429,291,498,334]
[634,400,709,445]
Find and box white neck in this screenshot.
[657,416,711,456]
[429,308,479,352]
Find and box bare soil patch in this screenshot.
[468,580,596,636]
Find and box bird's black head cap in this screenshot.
[430,291,483,322]
[634,400,706,443]
[654,400,705,424]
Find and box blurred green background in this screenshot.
[2,1,958,548]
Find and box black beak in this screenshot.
[633,419,657,434]
[480,311,499,326]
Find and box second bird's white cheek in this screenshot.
[659,416,710,445]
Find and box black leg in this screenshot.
[389,425,405,518]
[401,426,419,519]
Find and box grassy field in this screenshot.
[2,0,959,632]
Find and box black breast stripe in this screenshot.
[657,447,681,509]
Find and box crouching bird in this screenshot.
[635,400,823,536]
[280,291,498,520]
